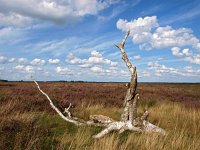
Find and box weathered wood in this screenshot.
[141,110,149,121]
[34,31,166,139]
[121,88,131,121]
[116,31,139,123]
[34,80,83,126]
[129,93,139,123]
[90,115,114,124]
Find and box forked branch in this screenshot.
[34,80,83,125]
[34,31,166,139]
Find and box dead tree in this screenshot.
[34,31,166,138]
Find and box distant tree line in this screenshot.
[0,79,8,82]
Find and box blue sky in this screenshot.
[0,0,200,82]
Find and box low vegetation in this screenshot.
[0,82,200,149]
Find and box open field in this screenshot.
[0,82,200,149]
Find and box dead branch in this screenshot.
[34,31,166,139]
[33,80,83,126]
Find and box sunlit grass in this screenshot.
[1,101,200,150]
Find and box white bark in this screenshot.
[34,80,83,126]
[93,121,142,138]
[33,31,166,139]
[143,121,166,135]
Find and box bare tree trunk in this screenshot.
[33,31,166,138]
[116,31,138,123]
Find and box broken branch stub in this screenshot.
[34,31,166,138]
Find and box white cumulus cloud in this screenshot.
[18,58,29,64]
[8,58,16,63]
[67,50,118,67]
[14,65,34,73]
[31,58,46,65]
[184,54,200,65]
[56,66,70,75]
[0,0,119,26]
[0,56,16,63]
[117,16,200,65]
[171,47,192,57]
[151,26,199,49]
[90,66,104,73]
[148,61,178,76]
[171,47,200,65]
[91,50,102,57]
[48,58,60,64]
[117,16,200,50]
[117,16,158,35]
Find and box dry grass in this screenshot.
[0,82,200,149]
[56,102,200,150]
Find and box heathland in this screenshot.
[0,82,200,149]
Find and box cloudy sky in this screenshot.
[0,0,200,82]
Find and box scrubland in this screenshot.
[0,82,200,150]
